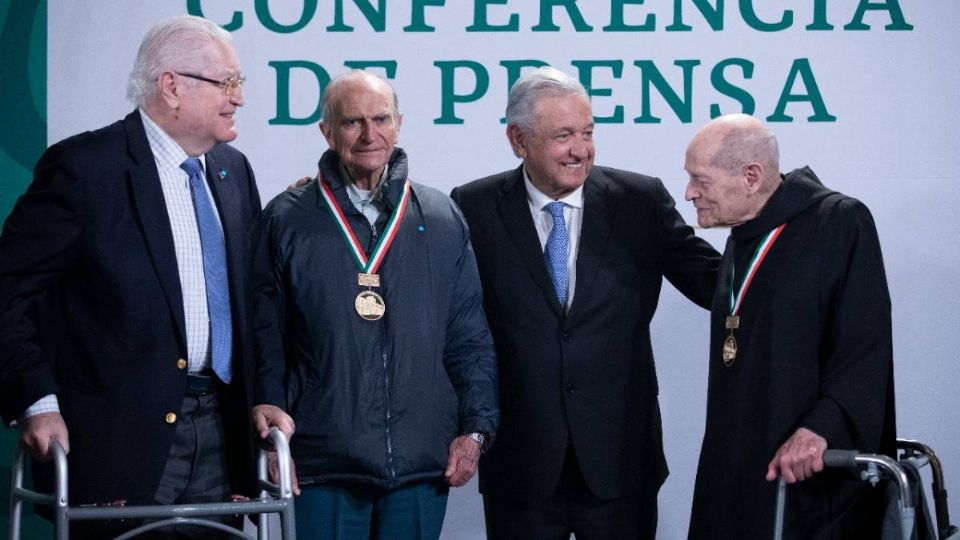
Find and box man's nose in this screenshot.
[569,139,589,159]
[360,122,375,141]
[229,86,244,107]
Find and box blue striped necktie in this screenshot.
[180,157,233,384]
[544,201,568,306]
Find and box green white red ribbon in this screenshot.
[318,177,411,274]
[729,223,787,315]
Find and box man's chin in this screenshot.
[218,129,238,144]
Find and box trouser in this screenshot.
[295,480,450,540]
[483,444,658,540]
[147,392,239,539]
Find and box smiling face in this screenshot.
[169,39,244,155]
[508,94,595,199]
[320,75,401,188]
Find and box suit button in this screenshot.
[176,358,187,370]
[165,412,177,424]
[566,384,577,394]
[562,332,572,342]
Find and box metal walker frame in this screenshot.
[773,439,957,540]
[8,427,296,539]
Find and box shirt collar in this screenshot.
[342,163,389,209]
[522,167,584,211]
[140,107,203,176]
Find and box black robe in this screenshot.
[688,168,897,539]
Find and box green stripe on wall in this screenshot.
[0,0,46,217]
[1,0,51,536]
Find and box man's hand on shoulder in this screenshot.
[287,176,313,190]
[21,412,70,463]
[765,427,828,483]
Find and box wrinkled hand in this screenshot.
[21,412,70,463]
[287,176,313,190]
[251,405,299,495]
[766,427,828,483]
[444,435,481,487]
[252,404,296,444]
[268,450,301,496]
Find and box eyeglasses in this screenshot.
[176,72,246,96]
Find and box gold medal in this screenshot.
[355,290,385,321]
[723,223,787,369]
[318,179,411,323]
[722,332,737,367]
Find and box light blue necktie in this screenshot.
[544,201,568,306]
[181,158,233,384]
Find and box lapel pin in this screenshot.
[218,168,228,180]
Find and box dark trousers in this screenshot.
[147,393,239,539]
[295,480,450,539]
[68,393,238,539]
[483,445,658,540]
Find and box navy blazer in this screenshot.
[0,111,261,505]
[452,165,720,501]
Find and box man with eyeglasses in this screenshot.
[0,14,260,537]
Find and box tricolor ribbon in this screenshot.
[729,223,787,316]
[318,177,411,274]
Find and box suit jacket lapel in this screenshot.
[568,170,615,322]
[124,111,187,350]
[498,166,566,316]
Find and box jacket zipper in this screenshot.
[368,222,397,482]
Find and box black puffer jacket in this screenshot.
[254,148,499,488]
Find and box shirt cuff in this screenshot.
[22,394,61,420]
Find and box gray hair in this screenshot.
[127,15,234,107]
[713,124,780,178]
[321,70,401,124]
[506,66,589,133]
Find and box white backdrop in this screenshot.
[48,2,960,538]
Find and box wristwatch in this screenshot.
[468,432,492,453]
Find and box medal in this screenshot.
[722,315,740,366]
[722,333,737,367]
[355,290,386,320]
[723,224,787,367]
[318,177,412,321]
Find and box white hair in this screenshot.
[505,66,589,133]
[126,15,233,107]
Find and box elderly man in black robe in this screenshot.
[683,114,896,539]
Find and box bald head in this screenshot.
[319,70,403,189]
[688,114,780,181]
[321,70,399,126]
[684,115,782,228]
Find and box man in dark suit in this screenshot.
[0,15,259,537]
[451,67,720,539]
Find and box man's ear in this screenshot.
[506,124,527,159]
[319,121,335,150]
[744,163,764,194]
[157,71,181,109]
